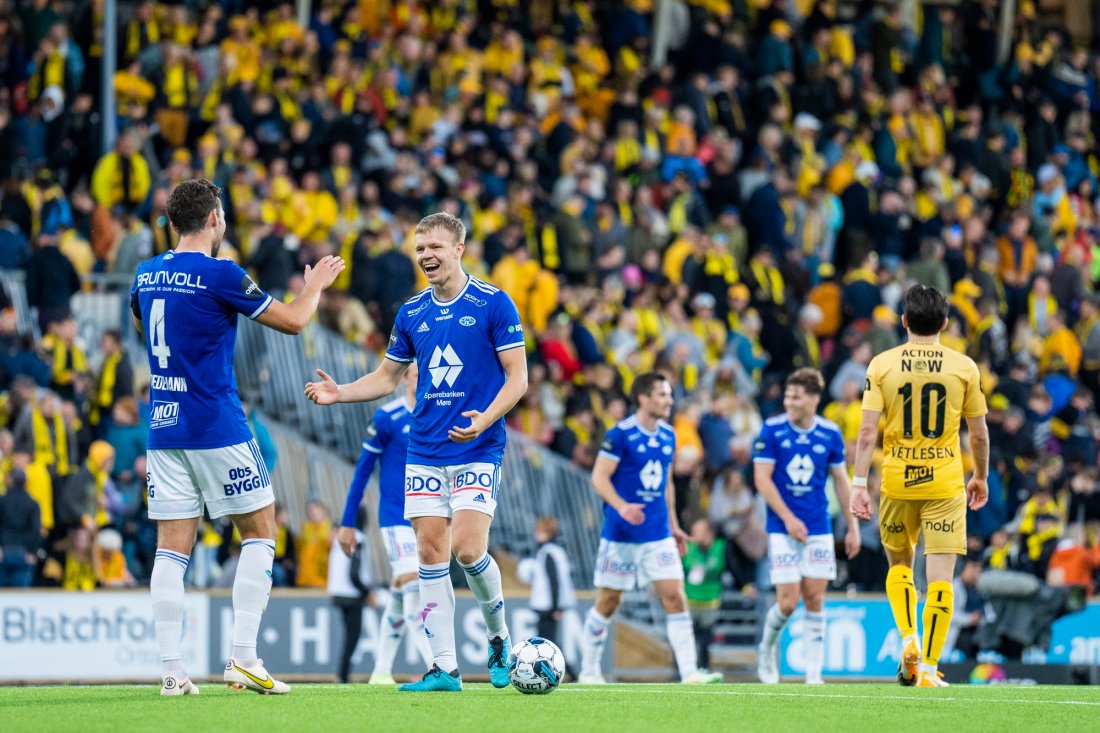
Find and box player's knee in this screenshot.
[453,546,484,566]
[595,593,621,617]
[660,592,687,614]
[777,597,799,616]
[801,595,824,613]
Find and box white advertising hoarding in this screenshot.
[0,592,209,681]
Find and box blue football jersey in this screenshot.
[341,397,412,529]
[752,415,846,536]
[130,251,273,450]
[385,276,524,466]
[598,416,676,543]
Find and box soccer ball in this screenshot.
[507,637,565,694]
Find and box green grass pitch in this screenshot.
[3,683,1099,732]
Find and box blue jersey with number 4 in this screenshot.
[598,417,676,543]
[752,415,846,536]
[130,251,273,450]
[385,276,524,467]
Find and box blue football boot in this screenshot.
[398,665,462,692]
[488,636,511,689]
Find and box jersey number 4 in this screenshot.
[899,381,946,439]
[150,298,172,368]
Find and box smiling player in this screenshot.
[306,212,527,692]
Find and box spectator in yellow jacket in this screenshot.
[1040,310,1082,376]
[90,131,151,211]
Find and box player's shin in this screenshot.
[580,608,612,676]
[373,585,406,676]
[460,552,509,639]
[152,550,190,678]
[231,539,275,664]
[920,581,954,676]
[885,565,919,641]
[419,562,459,673]
[761,605,790,649]
[402,580,435,667]
[666,611,699,680]
[803,611,826,682]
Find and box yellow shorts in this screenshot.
[879,492,966,556]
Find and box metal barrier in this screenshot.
[0,268,40,340]
[26,264,608,590]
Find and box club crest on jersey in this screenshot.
[428,344,463,387]
[459,316,476,326]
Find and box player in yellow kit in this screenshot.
[849,285,989,688]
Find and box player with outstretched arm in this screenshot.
[306,212,527,692]
[131,178,344,696]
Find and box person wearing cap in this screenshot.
[867,305,900,355]
[0,467,41,588]
[756,19,794,78]
[689,292,727,366]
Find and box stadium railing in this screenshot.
[33,270,606,591]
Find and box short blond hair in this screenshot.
[415,212,466,243]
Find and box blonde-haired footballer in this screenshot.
[850,285,989,688]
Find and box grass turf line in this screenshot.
[2,683,1099,733]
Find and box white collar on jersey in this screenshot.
[430,273,472,307]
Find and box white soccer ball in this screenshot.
[508,637,566,694]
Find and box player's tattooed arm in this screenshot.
[849,409,881,521]
[965,415,990,511]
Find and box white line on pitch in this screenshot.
[560,688,1100,705]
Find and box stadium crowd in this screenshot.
[1,0,1100,659]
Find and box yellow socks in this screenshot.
[921,581,954,669]
[885,566,918,639]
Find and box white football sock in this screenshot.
[402,580,434,668]
[419,562,458,673]
[761,604,790,649]
[804,611,826,680]
[919,661,938,677]
[459,552,509,639]
[152,549,189,678]
[373,585,405,675]
[581,608,612,676]
[231,538,275,663]
[667,611,699,679]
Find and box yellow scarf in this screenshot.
[750,261,785,306]
[32,407,70,476]
[88,457,110,527]
[46,335,88,387]
[90,352,121,426]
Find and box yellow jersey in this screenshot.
[862,341,987,499]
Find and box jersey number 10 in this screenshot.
[150,298,172,369]
[899,381,946,439]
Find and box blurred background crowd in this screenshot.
[0,0,1099,662]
